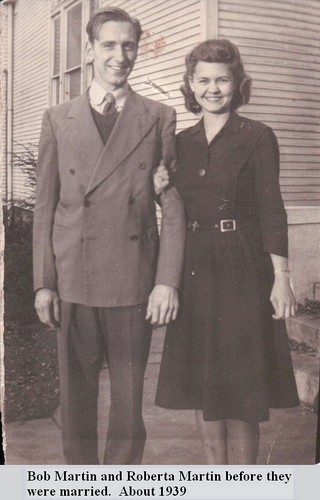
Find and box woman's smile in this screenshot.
[190,61,235,115]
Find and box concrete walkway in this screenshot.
[3,329,319,465]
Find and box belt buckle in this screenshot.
[191,221,199,232]
[220,219,236,232]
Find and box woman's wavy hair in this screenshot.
[181,39,251,114]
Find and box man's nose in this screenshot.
[114,45,126,61]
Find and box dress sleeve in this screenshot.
[254,127,288,258]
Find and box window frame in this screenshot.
[50,0,95,105]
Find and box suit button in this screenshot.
[83,198,91,207]
[199,169,206,177]
[130,235,139,241]
[129,198,136,205]
[138,162,147,170]
[69,169,76,175]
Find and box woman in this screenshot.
[154,39,299,465]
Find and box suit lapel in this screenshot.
[85,90,158,195]
[59,94,104,189]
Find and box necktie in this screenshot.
[103,93,116,115]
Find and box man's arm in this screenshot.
[146,106,186,326]
[33,110,61,328]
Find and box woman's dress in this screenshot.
[155,112,299,423]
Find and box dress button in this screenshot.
[83,198,91,207]
[138,162,147,170]
[199,169,206,177]
[130,235,139,241]
[69,169,76,175]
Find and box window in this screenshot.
[51,0,97,104]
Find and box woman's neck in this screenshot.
[203,111,231,144]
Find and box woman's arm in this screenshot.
[253,127,296,319]
[270,253,296,319]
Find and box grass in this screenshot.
[3,216,60,423]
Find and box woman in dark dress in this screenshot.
[154,39,299,465]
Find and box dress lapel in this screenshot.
[85,90,158,196]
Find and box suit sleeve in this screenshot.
[155,105,186,289]
[33,109,60,292]
[254,127,288,258]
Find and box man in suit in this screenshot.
[33,6,185,465]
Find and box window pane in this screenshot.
[53,15,61,75]
[67,3,82,70]
[52,77,60,105]
[67,69,81,100]
[90,0,99,17]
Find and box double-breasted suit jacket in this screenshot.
[33,90,186,306]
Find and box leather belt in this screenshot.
[187,219,237,232]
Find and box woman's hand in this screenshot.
[154,162,170,196]
[270,272,297,320]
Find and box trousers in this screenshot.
[56,301,152,464]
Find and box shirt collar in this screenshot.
[89,80,130,110]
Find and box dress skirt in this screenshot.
[155,224,299,423]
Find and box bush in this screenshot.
[4,210,60,423]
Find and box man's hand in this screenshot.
[35,288,60,330]
[146,284,179,326]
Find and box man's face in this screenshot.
[87,21,138,91]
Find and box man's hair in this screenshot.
[181,39,252,114]
[86,6,142,44]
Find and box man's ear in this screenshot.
[86,40,94,62]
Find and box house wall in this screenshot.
[0,4,9,206]
[219,0,320,208]
[101,0,202,131]
[1,0,319,301]
[217,0,320,300]
[11,0,50,204]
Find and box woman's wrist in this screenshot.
[274,268,290,275]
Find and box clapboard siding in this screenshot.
[219,0,320,206]
[5,0,319,209]
[12,0,50,203]
[1,6,9,203]
[101,0,201,131]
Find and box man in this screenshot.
[33,6,185,465]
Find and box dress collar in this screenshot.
[190,111,243,138]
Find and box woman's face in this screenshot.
[189,61,235,115]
